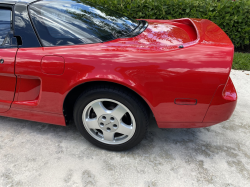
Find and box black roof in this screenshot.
[0,0,39,5]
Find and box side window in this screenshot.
[0,9,12,46]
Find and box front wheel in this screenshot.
[73,86,149,151]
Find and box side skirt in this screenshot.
[0,108,66,126]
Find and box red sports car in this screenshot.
[0,0,237,151]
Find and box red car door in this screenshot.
[0,6,17,112]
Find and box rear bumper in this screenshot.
[203,77,237,123]
[157,77,237,128]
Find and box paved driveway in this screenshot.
[0,70,249,187]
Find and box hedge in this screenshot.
[80,0,250,48]
[233,52,250,70]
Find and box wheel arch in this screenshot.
[63,81,154,125]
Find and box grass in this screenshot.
[232,52,250,71]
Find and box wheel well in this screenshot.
[63,81,153,125]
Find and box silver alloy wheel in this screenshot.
[82,99,136,145]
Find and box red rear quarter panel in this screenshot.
[14,45,233,126]
[12,18,235,127]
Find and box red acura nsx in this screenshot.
[0,0,237,150]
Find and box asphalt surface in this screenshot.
[0,69,249,187]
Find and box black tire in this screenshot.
[73,85,149,151]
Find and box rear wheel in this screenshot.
[73,86,149,151]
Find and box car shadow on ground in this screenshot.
[0,115,231,160]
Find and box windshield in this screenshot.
[29,0,139,46]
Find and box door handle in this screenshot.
[0,59,4,64]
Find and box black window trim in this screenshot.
[27,0,43,46]
[13,2,41,48]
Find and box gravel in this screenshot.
[0,69,249,187]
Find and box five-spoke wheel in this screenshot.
[83,99,136,144]
[74,85,149,151]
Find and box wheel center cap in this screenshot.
[98,114,119,132]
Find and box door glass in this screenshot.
[0,9,12,45]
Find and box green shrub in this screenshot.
[233,52,250,70]
[80,0,250,48]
